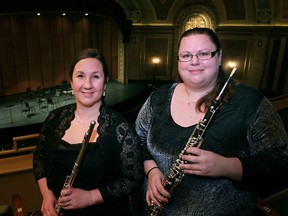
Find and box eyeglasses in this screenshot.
[177,49,218,62]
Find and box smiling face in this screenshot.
[178,34,222,91]
[71,57,106,108]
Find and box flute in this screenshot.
[55,120,96,215]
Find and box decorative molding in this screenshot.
[256,0,271,10]
[257,11,271,23]
[115,0,142,23]
[172,5,216,78]
[130,11,141,23]
[174,5,216,44]
[118,31,125,83]
[185,14,213,30]
[256,0,272,23]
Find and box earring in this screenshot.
[103,90,106,97]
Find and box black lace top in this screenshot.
[135,83,288,216]
[33,103,144,215]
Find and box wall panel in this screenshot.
[74,16,85,52]
[90,18,101,50]
[220,38,249,81]
[143,37,170,79]
[111,22,120,81]
[63,16,76,81]
[0,13,119,96]
[0,17,14,95]
[25,16,42,90]
[101,20,113,78]
[51,16,64,86]
[38,16,54,89]
[263,37,288,94]
[280,41,288,93]
[11,16,30,94]
[82,17,92,49]
[126,26,174,82]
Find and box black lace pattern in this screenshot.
[33,103,144,203]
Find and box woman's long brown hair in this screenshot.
[177,28,236,112]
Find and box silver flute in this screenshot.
[55,120,96,215]
[148,68,237,216]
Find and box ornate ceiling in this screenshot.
[116,0,287,26]
[1,0,287,29]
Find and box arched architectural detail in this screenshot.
[171,5,217,78]
[126,0,157,23]
[254,0,272,23]
[115,0,142,23]
[174,5,217,50]
[184,13,215,31]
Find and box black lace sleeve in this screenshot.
[97,107,144,201]
[239,98,288,197]
[33,105,75,184]
[33,112,56,182]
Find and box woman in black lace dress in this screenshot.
[135,28,288,215]
[33,48,143,216]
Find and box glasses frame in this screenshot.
[177,49,218,62]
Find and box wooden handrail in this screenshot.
[269,94,288,111]
[0,134,39,157]
[13,133,39,150]
[269,94,288,102]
